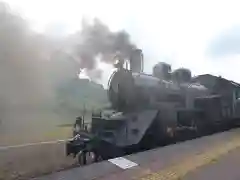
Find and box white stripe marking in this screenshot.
[108,157,138,169]
[0,139,70,151]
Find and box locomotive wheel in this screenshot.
[94,154,103,162]
[77,151,102,165]
[192,119,201,138]
[77,151,86,165]
[194,118,208,137]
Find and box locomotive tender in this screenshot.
[66,48,240,164]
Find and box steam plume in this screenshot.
[0,2,55,135]
[0,2,137,136]
[72,18,137,79]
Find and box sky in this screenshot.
[5,0,240,85]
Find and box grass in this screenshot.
[0,110,93,179]
[0,139,77,180]
[0,125,76,180]
[42,126,73,140]
[57,123,73,127]
[0,126,73,146]
[0,115,92,146]
[0,119,91,179]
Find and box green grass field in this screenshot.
[43,126,73,140]
[0,126,73,146]
[0,111,89,146]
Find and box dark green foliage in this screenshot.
[54,78,109,113]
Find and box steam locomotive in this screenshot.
[66,49,240,165]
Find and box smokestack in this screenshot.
[129,48,144,72]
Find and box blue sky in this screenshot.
[5,0,240,86]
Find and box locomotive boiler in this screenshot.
[66,48,240,165]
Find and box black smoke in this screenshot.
[72,18,137,78]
